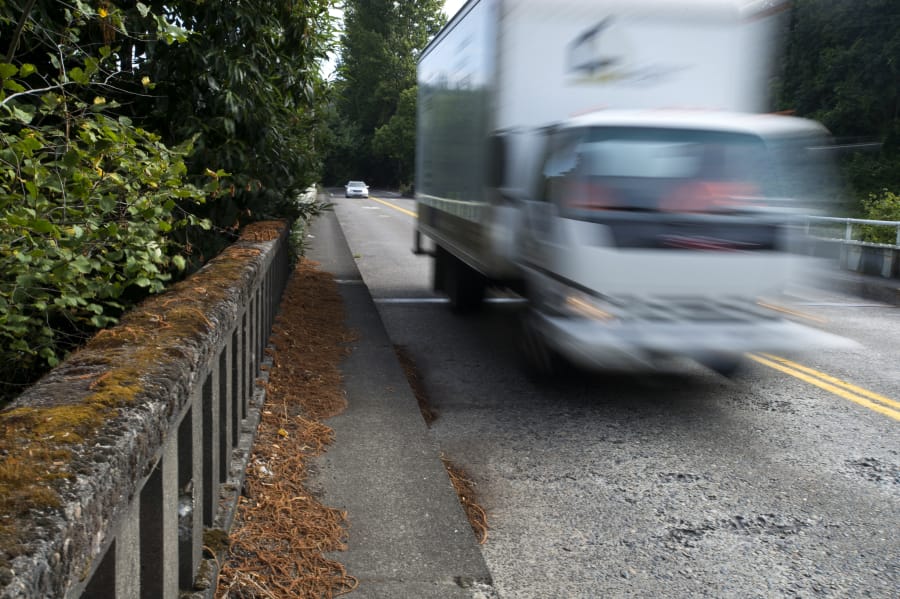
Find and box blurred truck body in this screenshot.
[415,0,849,375]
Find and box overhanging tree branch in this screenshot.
[6,0,38,63]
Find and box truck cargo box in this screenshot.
[416,0,788,279]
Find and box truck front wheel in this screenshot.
[698,352,744,377]
[519,311,567,380]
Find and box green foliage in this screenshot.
[0,0,338,401]
[373,86,417,187]
[838,151,900,211]
[288,187,331,260]
[0,0,213,399]
[858,190,900,244]
[138,0,336,236]
[325,0,445,186]
[0,113,208,372]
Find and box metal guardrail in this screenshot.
[804,215,900,249]
[801,215,900,279]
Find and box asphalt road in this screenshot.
[324,189,900,598]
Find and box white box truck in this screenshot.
[415,0,850,375]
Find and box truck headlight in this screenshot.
[563,291,618,321]
[532,275,620,321]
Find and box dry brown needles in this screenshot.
[216,258,358,598]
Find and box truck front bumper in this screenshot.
[533,313,855,372]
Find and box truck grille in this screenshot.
[608,296,779,323]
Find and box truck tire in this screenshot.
[519,311,566,380]
[435,245,486,313]
[699,353,744,377]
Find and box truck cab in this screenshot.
[512,109,847,374]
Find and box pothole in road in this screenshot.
[658,472,704,484]
[730,388,799,415]
[845,457,900,487]
[665,514,812,548]
[724,514,811,536]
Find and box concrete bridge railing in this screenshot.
[804,215,900,279]
[0,221,291,598]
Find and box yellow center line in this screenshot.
[759,353,900,411]
[370,196,418,218]
[756,300,828,324]
[748,353,900,422]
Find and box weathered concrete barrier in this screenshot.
[803,216,900,279]
[0,221,291,598]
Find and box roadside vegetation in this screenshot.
[776,0,900,225]
[0,0,336,402]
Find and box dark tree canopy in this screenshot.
[777,0,900,203]
[323,0,445,188]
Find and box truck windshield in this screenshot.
[541,127,831,217]
[537,126,840,250]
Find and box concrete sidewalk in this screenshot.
[304,210,496,599]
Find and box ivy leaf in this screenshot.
[0,63,17,79]
[6,103,35,124]
[28,219,57,235]
[68,67,89,85]
[3,79,25,93]
[90,314,116,328]
[71,256,92,273]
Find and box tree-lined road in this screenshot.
[326,190,900,598]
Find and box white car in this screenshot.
[345,180,369,198]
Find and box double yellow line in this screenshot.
[749,353,900,422]
[370,196,417,218]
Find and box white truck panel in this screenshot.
[418,0,787,224]
[495,0,781,130]
[416,0,494,203]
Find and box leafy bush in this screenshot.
[0,0,337,402]
[858,190,900,245]
[0,4,213,400]
[0,111,212,397]
[138,0,336,252]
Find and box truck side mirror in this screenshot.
[488,134,506,188]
